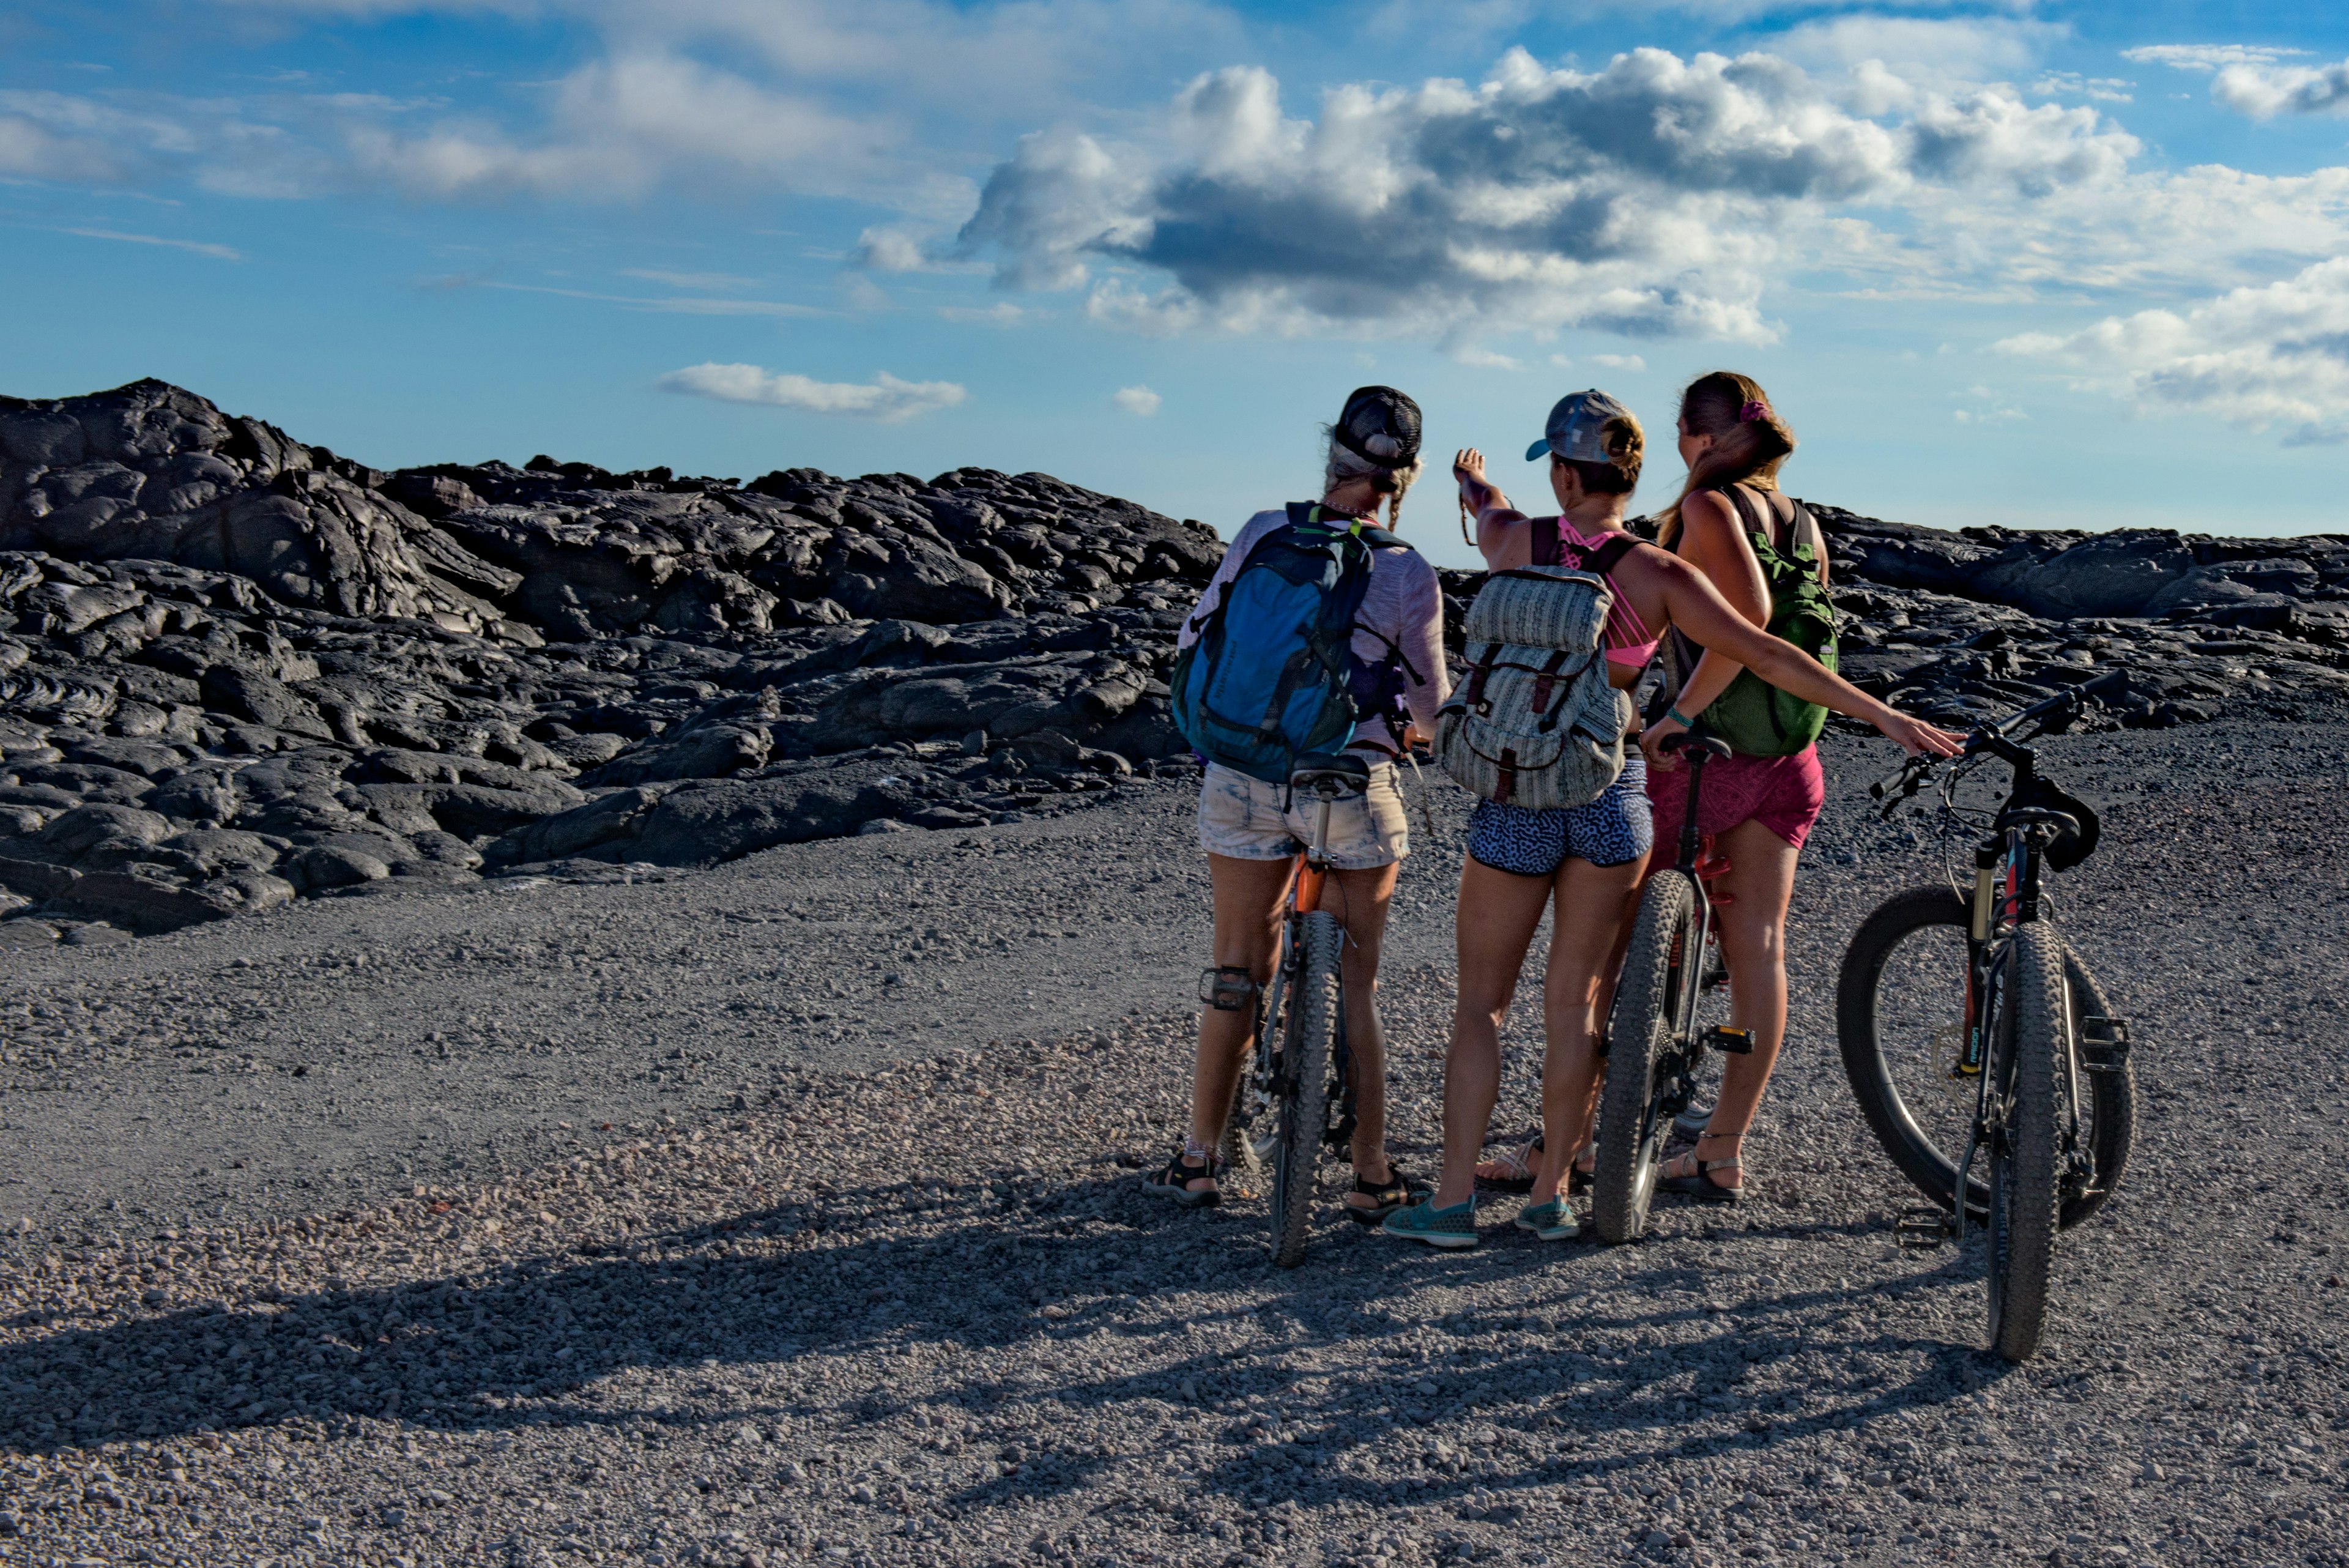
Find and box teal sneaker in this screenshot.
[1513,1197,1580,1241]
[1382,1196,1478,1250]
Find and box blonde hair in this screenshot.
[1657,371,1794,548]
[1323,431,1423,526]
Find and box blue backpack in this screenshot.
[1170,503,1416,784]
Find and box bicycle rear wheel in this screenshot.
[1269,910,1343,1269]
[1838,886,2131,1227]
[1594,870,1698,1244]
[1987,921,2066,1362]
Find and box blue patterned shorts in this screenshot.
[1466,755,1652,876]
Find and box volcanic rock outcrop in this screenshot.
[4,379,2347,940]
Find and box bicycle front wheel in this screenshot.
[1838,886,2131,1227]
[1269,910,1343,1269]
[1594,870,1698,1244]
[1987,922,2066,1362]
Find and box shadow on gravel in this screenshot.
[0,1172,2001,1482]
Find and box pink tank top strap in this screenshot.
[1537,516,1660,667]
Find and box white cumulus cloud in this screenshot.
[1113,384,1162,415]
[957,48,2143,345]
[658,363,967,421]
[2122,43,2349,118]
[1997,256,2349,443]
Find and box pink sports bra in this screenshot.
[1532,516,1661,669]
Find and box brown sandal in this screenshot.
[1657,1135,1745,1204]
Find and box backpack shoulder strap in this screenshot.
[1286,500,1316,529]
[1585,533,1639,576]
[1532,516,1562,567]
[1792,500,1828,576]
[1721,483,1768,540]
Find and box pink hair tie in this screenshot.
[1740,399,1772,423]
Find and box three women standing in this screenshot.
[1157,374,1960,1247]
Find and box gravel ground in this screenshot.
[0,717,2343,1568]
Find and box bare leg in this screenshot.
[1477,837,1651,1188]
[1179,853,1297,1195]
[1320,864,1403,1205]
[1527,856,1646,1202]
[1433,858,1554,1209]
[1666,819,1802,1190]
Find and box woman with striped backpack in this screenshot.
[1383,391,1960,1250]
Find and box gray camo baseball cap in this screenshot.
[1525,389,1640,463]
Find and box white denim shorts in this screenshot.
[1196,760,1411,869]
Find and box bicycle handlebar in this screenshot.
[1869,670,2133,816]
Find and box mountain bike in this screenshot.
[1839,671,2136,1362]
[1215,754,1369,1268]
[1592,733,1755,1243]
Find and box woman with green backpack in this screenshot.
[1636,370,1839,1203]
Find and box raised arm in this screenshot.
[1645,549,1961,759]
[1455,448,1532,568]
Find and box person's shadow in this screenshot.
[0,1170,2008,1518]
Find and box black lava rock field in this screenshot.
[6,377,2349,945]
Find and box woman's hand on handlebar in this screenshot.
[1874,705,1967,759]
[1640,712,1690,771]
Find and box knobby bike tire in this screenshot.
[1836,886,2134,1227]
[1269,910,1343,1270]
[1595,870,1697,1244]
[1223,961,1292,1183]
[1989,922,2067,1362]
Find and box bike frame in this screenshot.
[1238,794,1355,1157]
[1941,728,2085,1246]
[1644,743,1738,1136]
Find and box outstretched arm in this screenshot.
[1455,448,1533,567]
[1650,551,1962,758]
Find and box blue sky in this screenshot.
[6,1,2349,567]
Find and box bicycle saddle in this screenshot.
[1289,752,1371,799]
[2004,776,2100,871]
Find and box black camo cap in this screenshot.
[1332,385,1423,470]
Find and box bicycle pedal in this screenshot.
[1701,1025,1756,1055]
[2080,1015,2132,1074]
[1894,1208,1953,1250]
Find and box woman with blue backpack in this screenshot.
[1382,390,1960,1249]
[1146,387,1449,1220]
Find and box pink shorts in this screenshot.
[1644,744,1825,851]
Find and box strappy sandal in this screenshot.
[1474,1130,1595,1195]
[1344,1163,1430,1225]
[1145,1143,1222,1208]
[1656,1135,1745,1205]
[1474,1127,1543,1195]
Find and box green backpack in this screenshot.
[1690,488,1838,758]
